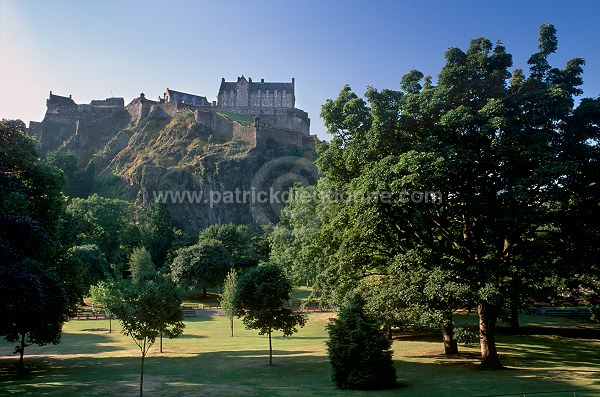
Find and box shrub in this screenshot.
[455,326,478,345]
[325,295,397,390]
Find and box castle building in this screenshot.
[163,88,210,107]
[217,75,295,109]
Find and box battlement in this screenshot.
[34,76,313,155]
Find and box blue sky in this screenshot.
[1,0,599,140]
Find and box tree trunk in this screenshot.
[160,332,163,353]
[230,316,234,337]
[140,340,146,397]
[509,305,519,331]
[478,302,503,370]
[441,323,459,355]
[18,333,25,377]
[268,328,273,366]
[109,314,112,334]
[202,285,207,298]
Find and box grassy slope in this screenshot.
[0,313,599,396]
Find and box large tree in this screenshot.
[0,120,80,375]
[314,24,599,369]
[235,263,307,366]
[170,239,231,297]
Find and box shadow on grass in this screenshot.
[0,347,598,397]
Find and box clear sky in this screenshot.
[1,0,599,140]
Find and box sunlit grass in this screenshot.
[0,312,599,396]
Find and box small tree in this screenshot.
[236,263,307,366]
[326,295,397,390]
[220,269,238,337]
[89,280,119,333]
[129,247,155,284]
[104,276,184,397]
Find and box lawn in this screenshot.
[0,312,599,396]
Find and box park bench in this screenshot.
[182,309,196,317]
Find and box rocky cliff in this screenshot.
[30,95,319,233]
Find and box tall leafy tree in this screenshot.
[0,120,80,375]
[235,263,307,366]
[129,246,155,284]
[170,239,231,297]
[137,202,177,269]
[315,24,598,369]
[199,223,265,269]
[270,185,327,286]
[62,194,141,271]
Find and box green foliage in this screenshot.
[170,239,232,294]
[454,327,478,345]
[62,194,141,269]
[269,185,326,286]
[310,23,600,370]
[45,149,94,198]
[235,263,307,365]
[199,223,265,269]
[220,269,238,337]
[0,120,80,374]
[325,296,396,390]
[99,275,184,396]
[137,202,177,269]
[129,246,155,283]
[67,244,110,295]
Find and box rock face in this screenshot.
[29,93,319,233]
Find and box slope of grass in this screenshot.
[0,314,599,396]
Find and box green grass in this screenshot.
[0,314,599,396]
[216,111,255,126]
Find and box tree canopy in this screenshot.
[301,24,600,369]
[235,263,307,366]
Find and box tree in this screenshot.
[89,280,120,333]
[235,263,307,366]
[220,269,238,337]
[270,185,327,286]
[199,223,265,269]
[104,276,184,397]
[314,24,598,370]
[67,244,110,296]
[129,247,155,284]
[44,149,94,198]
[137,202,177,269]
[170,239,231,297]
[0,120,80,376]
[62,194,141,271]
[326,295,396,390]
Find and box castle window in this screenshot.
[274,90,278,98]
[266,90,269,97]
[258,90,261,98]
[283,90,286,98]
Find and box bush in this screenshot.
[455,326,478,345]
[325,296,397,390]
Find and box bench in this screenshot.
[182,309,196,317]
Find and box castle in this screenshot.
[30,76,314,154]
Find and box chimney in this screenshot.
[69,94,72,99]
[249,77,252,82]
[49,91,53,98]
[221,78,225,83]
[292,77,295,86]
[261,78,264,83]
